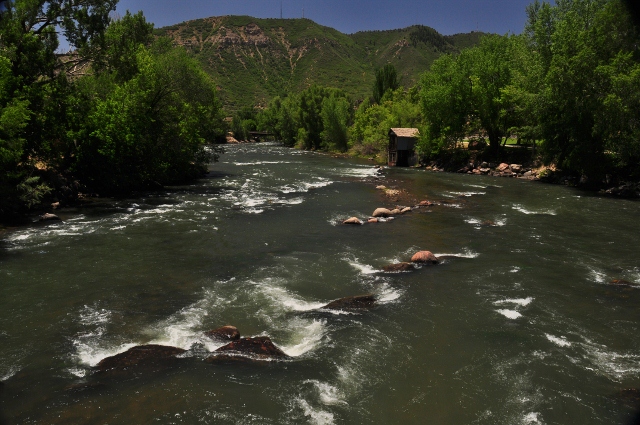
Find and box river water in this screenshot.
[1,143,640,424]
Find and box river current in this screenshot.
[1,143,640,424]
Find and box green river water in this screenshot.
[1,143,640,424]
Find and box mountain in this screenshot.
[155,16,485,110]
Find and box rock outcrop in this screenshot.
[372,208,393,218]
[204,325,241,341]
[343,217,363,225]
[95,345,186,373]
[212,336,289,360]
[411,251,440,264]
[323,294,376,310]
[382,262,415,272]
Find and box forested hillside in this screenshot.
[156,17,483,109]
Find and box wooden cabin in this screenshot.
[388,128,419,166]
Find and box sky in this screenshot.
[112,0,535,36]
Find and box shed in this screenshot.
[388,128,419,167]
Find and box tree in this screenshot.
[321,93,350,152]
[528,0,640,180]
[372,63,399,104]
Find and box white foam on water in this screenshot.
[512,204,557,215]
[435,249,479,259]
[496,309,523,319]
[148,305,210,350]
[79,305,111,326]
[522,412,543,424]
[450,191,486,197]
[494,297,534,307]
[304,380,347,406]
[377,284,402,303]
[1,366,20,381]
[545,334,571,347]
[297,399,335,425]
[8,233,30,241]
[346,259,378,275]
[281,319,326,357]
[335,166,379,178]
[67,367,87,378]
[465,217,482,225]
[510,267,521,273]
[233,160,296,166]
[587,268,607,284]
[578,339,640,381]
[280,179,333,194]
[261,285,326,312]
[76,342,138,367]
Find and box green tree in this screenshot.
[372,63,399,104]
[321,93,350,152]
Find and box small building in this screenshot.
[388,128,419,167]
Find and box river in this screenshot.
[1,143,640,424]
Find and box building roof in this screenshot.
[389,128,420,138]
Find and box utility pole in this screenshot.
[280,1,282,19]
[302,8,304,18]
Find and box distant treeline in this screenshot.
[250,0,640,185]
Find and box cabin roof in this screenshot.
[389,128,420,138]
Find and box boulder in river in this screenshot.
[39,213,61,222]
[382,262,415,272]
[418,200,433,207]
[213,336,289,360]
[497,163,510,172]
[343,217,363,225]
[401,207,412,214]
[390,208,402,215]
[204,325,241,341]
[368,218,379,223]
[95,344,186,373]
[411,251,440,264]
[372,208,393,218]
[323,294,376,310]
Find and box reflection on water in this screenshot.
[1,143,639,424]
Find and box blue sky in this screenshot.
[113,0,535,35]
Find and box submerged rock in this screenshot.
[610,279,638,287]
[372,208,393,218]
[39,213,61,222]
[95,344,186,373]
[382,262,415,272]
[343,217,363,225]
[204,325,240,341]
[323,294,376,310]
[213,337,289,360]
[418,200,433,207]
[411,251,440,264]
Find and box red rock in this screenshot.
[497,163,510,172]
[372,208,393,217]
[204,325,240,341]
[411,251,440,264]
[343,217,363,225]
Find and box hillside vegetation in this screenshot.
[155,16,484,109]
